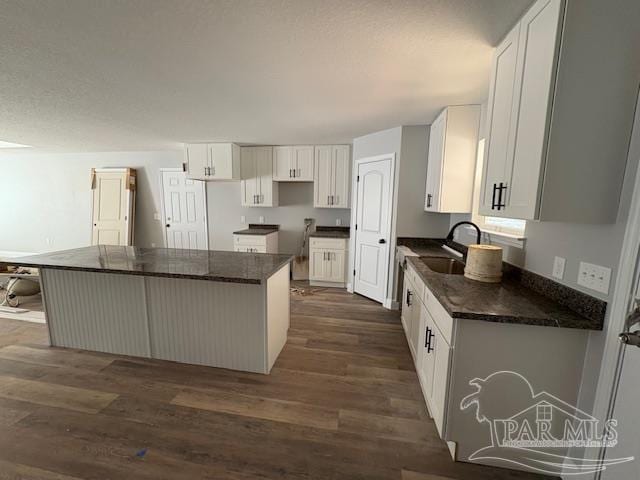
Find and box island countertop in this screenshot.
[2,246,293,285]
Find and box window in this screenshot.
[471,139,526,240]
[536,404,553,422]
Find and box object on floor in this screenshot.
[0,268,41,307]
[91,167,136,246]
[292,218,314,281]
[464,244,503,283]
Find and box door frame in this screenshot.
[347,153,396,308]
[589,91,640,479]
[159,168,209,250]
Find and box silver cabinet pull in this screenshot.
[289,169,293,178]
[327,195,330,205]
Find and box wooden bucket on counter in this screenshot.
[464,245,503,283]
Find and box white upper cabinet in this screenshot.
[479,0,634,223]
[185,143,241,181]
[273,146,314,181]
[480,0,562,219]
[314,145,351,208]
[241,147,279,207]
[424,105,480,213]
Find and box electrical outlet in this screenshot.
[240,215,246,224]
[336,218,342,226]
[577,262,611,295]
[552,256,566,280]
[151,243,156,248]
[258,216,265,224]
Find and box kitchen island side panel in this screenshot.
[40,269,151,357]
[145,276,267,373]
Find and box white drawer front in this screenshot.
[234,245,266,253]
[234,235,267,247]
[423,284,453,345]
[310,237,347,250]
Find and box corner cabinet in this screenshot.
[424,105,480,213]
[185,143,241,181]
[479,0,635,223]
[314,145,351,208]
[273,146,314,181]
[240,147,279,207]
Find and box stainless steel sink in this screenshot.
[420,256,466,275]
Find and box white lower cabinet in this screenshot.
[309,237,347,287]
[233,233,278,253]
[402,261,592,473]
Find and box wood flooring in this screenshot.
[0,282,553,479]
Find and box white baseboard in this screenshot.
[383,298,399,310]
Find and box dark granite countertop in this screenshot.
[1,246,293,285]
[309,226,350,239]
[233,224,279,235]
[398,239,606,331]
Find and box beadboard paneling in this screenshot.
[41,269,150,357]
[145,276,267,373]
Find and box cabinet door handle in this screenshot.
[292,168,296,178]
[289,169,293,178]
[427,193,432,208]
[497,182,507,210]
[406,289,412,306]
[327,195,330,206]
[426,327,434,353]
[491,183,498,210]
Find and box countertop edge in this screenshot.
[405,256,604,331]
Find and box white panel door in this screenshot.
[314,146,333,207]
[162,170,208,250]
[292,145,314,181]
[425,111,446,212]
[92,171,130,246]
[353,157,393,303]
[505,0,562,220]
[479,22,521,216]
[332,145,350,208]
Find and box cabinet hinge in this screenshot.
[353,269,356,276]
[355,224,357,230]
[182,162,187,172]
[357,175,360,182]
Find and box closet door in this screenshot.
[91,170,131,246]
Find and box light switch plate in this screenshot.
[258,216,265,224]
[336,218,342,226]
[552,256,566,280]
[153,213,161,221]
[240,216,246,224]
[577,262,611,295]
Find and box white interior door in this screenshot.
[353,157,393,303]
[162,170,208,250]
[92,171,131,246]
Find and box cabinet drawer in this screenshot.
[424,284,454,345]
[310,237,347,250]
[234,235,267,247]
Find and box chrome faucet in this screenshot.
[446,221,482,245]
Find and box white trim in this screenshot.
[348,153,396,307]
[383,298,399,310]
[585,92,640,480]
[159,168,209,250]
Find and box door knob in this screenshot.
[619,331,640,347]
[379,239,386,244]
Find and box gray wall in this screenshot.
[0,150,350,255]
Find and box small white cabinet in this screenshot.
[309,237,348,287]
[314,145,350,208]
[240,147,279,207]
[233,232,278,253]
[273,146,314,181]
[424,105,480,213]
[185,143,241,181]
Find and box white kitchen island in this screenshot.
[5,246,292,374]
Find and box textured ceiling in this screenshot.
[0,0,532,151]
